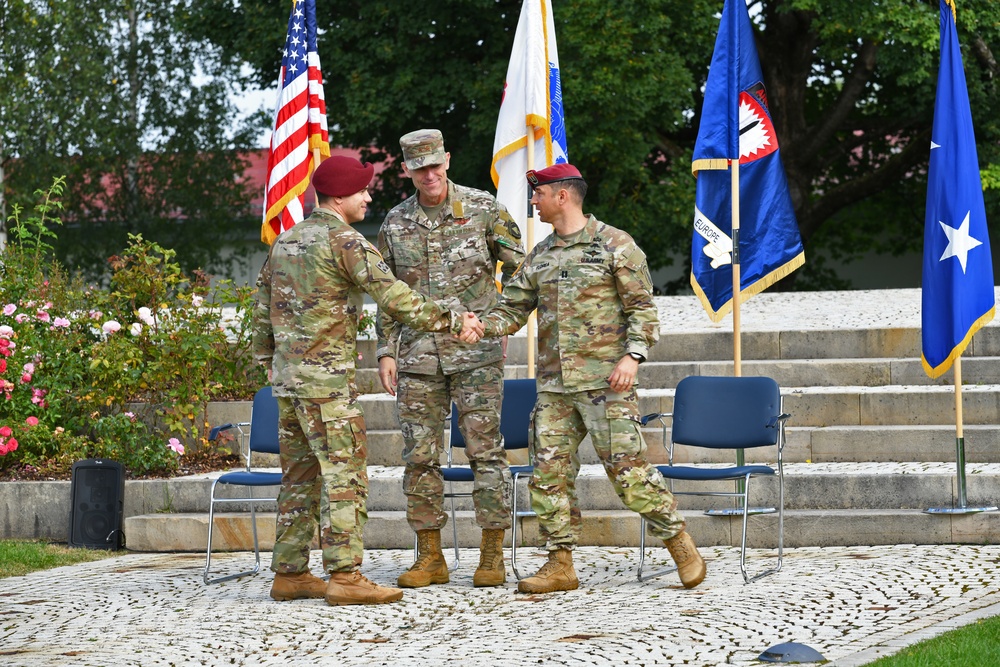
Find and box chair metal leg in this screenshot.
[203,482,219,584]
[204,482,263,585]
[449,490,460,571]
[636,517,678,582]
[739,474,783,584]
[510,471,531,580]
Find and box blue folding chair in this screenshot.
[637,375,790,584]
[203,386,284,584]
[439,378,537,578]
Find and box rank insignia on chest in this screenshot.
[452,201,465,219]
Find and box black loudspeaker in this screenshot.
[68,459,125,549]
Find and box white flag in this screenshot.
[491,0,568,250]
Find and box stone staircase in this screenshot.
[115,289,1000,553]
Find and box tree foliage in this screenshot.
[9,0,1000,287]
[180,1,1000,289]
[1,0,269,281]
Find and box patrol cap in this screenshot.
[526,163,584,189]
[400,129,447,170]
[312,155,374,197]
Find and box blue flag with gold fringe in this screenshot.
[691,0,804,322]
[921,0,996,378]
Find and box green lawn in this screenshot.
[862,615,1000,666]
[0,540,119,578]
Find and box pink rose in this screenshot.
[25,416,39,426]
[0,426,11,437]
[35,311,50,323]
[2,304,15,316]
[20,373,31,384]
[6,438,17,452]
[167,438,185,455]
[0,359,6,373]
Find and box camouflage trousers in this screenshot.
[271,396,368,574]
[530,388,686,550]
[397,362,512,531]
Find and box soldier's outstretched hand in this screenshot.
[458,312,484,343]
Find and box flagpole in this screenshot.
[525,124,537,379]
[730,158,742,377]
[313,147,322,208]
[925,355,997,514]
[705,157,775,518]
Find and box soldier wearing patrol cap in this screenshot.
[252,155,483,606]
[376,129,526,589]
[469,163,707,594]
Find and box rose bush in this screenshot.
[0,178,265,478]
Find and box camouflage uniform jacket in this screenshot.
[482,215,659,393]
[376,180,525,375]
[252,208,461,413]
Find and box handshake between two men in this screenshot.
[458,311,486,344]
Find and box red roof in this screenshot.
[242,147,391,218]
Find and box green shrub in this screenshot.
[0,177,264,477]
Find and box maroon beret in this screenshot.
[312,155,374,197]
[526,163,584,188]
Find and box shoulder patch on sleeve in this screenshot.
[364,244,395,283]
[494,210,522,241]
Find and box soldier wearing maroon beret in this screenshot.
[252,155,483,606]
[466,163,707,594]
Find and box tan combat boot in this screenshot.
[325,571,404,605]
[269,571,327,601]
[472,529,506,587]
[664,530,706,589]
[397,529,450,588]
[516,548,578,594]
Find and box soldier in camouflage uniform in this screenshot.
[472,163,707,593]
[252,155,482,606]
[376,129,525,588]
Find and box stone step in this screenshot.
[362,423,1000,467]
[221,383,999,439]
[355,356,1000,395]
[124,506,1000,553]
[389,324,1000,365]
[50,461,994,517]
[355,384,1000,430]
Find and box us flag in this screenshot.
[261,0,330,245]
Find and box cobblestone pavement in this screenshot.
[2,545,1000,666]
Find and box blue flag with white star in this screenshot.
[921,0,996,378]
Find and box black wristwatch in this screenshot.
[628,352,645,363]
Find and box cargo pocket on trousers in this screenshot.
[606,401,644,461]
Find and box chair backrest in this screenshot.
[670,376,781,449]
[450,378,537,451]
[248,386,281,455]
